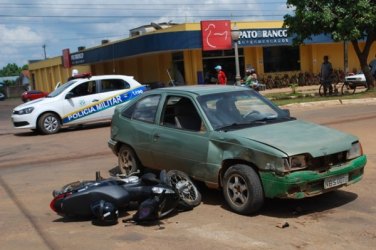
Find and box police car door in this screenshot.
[95,78,133,118]
[61,80,103,125]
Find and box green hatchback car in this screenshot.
[108,85,366,214]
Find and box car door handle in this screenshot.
[92,99,99,102]
[153,133,160,142]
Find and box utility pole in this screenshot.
[343,41,348,75]
[42,44,47,59]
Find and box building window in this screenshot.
[263,46,300,73]
[202,49,244,85]
[202,49,244,58]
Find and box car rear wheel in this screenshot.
[37,112,61,134]
[117,145,141,176]
[223,164,264,215]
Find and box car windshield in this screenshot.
[47,80,79,97]
[197,90,293,131]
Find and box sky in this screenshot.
[0,0,292,70]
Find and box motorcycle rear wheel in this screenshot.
[166,170,201,209]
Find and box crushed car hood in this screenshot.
[228,119,357,157]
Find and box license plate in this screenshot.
[324,174,349,189]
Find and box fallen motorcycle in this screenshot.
[50,170,201,225]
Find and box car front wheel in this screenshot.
[37,112,61,134]
[223,164,264,215]
[117,145,141,176]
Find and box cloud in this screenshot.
[0,25,45,67]
[0,0,291,69]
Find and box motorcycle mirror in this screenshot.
[95,171,103,181]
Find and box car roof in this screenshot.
[76,74,135,81]
[70,74,140,86]
[149,85,247,96]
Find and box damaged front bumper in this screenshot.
[260,155,367,199]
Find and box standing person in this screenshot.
[320,55,333,96]
[369,54,376,80]
[215,65,227,85]
[244,68,259,90]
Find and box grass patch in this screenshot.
[264,88,376,106]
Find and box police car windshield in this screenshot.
[47,80,78,97]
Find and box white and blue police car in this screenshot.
[11,74,147,134]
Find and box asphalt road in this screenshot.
[1,98,376,250]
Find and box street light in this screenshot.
[231,25,241,85]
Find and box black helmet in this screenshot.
[91,200,118,225]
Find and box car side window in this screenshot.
[71,81,97,97]
[122,95,160,123]
[161,96,205,132]
[100,79,130,92]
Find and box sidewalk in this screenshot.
[261,84,376,108]
[262,85,318,95]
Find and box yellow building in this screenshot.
[29,20,376,92]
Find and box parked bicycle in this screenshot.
[318,81,340,96]
[341,72,368,95]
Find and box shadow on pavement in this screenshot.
[13,121,111,137]
[198,184,358,218]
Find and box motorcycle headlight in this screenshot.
[347,142,362,160]
[17,107,34,115]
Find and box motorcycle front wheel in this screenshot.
[166,170,201,209]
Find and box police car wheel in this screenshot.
[38,112,61,134]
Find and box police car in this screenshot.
[11,74,147,134]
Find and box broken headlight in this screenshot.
[346,142,363,160]
[266,154,308,174]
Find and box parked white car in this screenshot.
[344,73,366,85]
[342,73,368,94]
[11,74,146,134]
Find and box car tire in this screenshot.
[37,112,61,134]
[117,145,141,176]
[223,164,264,215]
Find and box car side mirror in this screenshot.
[282,109,290,116]
[65,92,74,99]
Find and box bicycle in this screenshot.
[341,73,368,95]
[318,81,339,96]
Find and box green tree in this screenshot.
[0,63,23,77]
[283,0,376,88]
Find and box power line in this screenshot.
[0,2,286,6]
[0,14,287,18]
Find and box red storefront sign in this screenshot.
[62,48,72,68]
[201,20,232,51]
